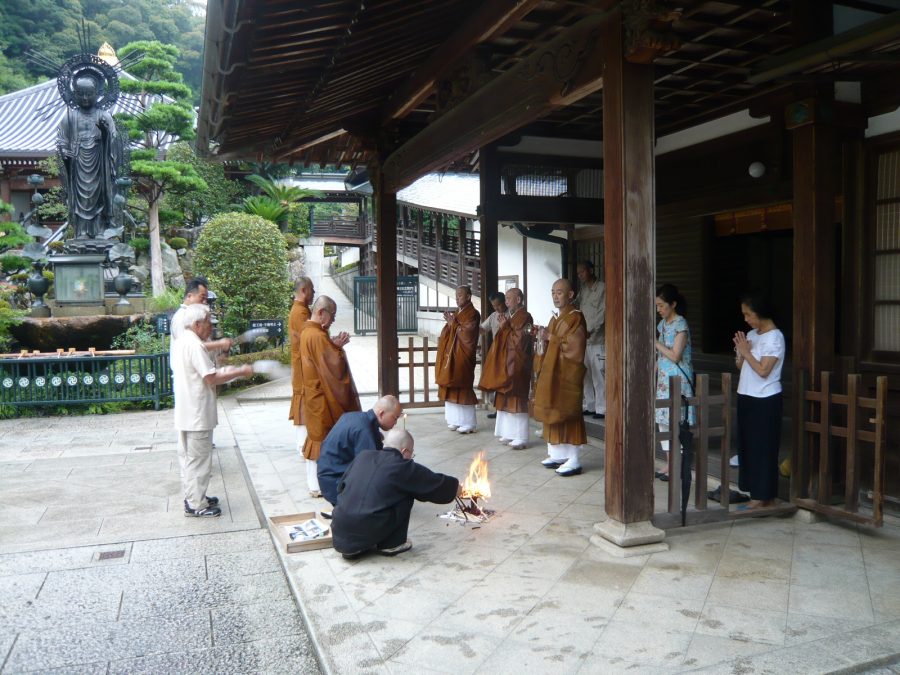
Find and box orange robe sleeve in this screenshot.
[435,303,480,404]
[288,302,310,424]
[300,322,361,460]
[532,306,587,425]
[479,310,533,395]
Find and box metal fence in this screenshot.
[0,353,172,410]
[353,275,419,335]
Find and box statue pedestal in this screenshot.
[62,238,115,256]
[49,254,106,305]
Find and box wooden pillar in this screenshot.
[374,167,399,396]
[592,7,666,552]
[480,144,499,304]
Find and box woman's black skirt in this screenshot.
[737,392,782,500]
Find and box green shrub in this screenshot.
[334,261,358,274]
[1,255,30,273]
[148,287,183,312]
[167,236,189,250]
[48,241,64,252]
[131,237,150,254]
[0,288,26,351]
[111,320,169,354]
[12,273,28,283]
[283,233,299,248]
[194,212,291,337]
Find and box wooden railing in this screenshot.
[310,216,368,240]
[397,336,483,409]
[653,373,796,528]
[794,371,887,527]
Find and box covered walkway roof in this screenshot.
[198,1,900,178]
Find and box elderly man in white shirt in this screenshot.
[575,260,606,419]
[170,304,252,517]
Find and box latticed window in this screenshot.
[873,147,900,352]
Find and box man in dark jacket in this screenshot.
[332,429,461,559]
[317,395,403,506]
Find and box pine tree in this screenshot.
[116,40,206,296]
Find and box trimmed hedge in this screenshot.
[194,212,291,337]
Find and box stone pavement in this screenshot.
[2,271,900,674]
[0,409,320,674]
[224,394,900,674]
[225,274,900,674]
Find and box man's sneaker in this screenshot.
[184,505,222,517]
[184,496,219,510]
[378,539,412,556]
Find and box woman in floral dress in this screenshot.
[654,284,694,480]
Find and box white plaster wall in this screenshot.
[525,235,564,325]
[866,106,900,138]
[301,238,327,294]
[497,226,524,295]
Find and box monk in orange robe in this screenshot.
[478,287,533,449]
[288,277,314,451]
[435,285,481,433]
[533,278,587,476]
[300,295,360,496]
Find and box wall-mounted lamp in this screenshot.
[748,161,766,179]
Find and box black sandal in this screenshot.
[655,471,669,482]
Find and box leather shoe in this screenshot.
[655,471,669,482]
[592,413,605,419]
[379,539,412,556]
[556,465,583,477]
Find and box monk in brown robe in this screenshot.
[533,278,587,476]
[288,277,314,455]
[478,288,533,449]
[435,285,481,433]
[300,295,360,496]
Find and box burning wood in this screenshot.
[440,452,495,526]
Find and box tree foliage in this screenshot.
[162,142,245,230]
[116,40,205,295]
[194,213,291,337]
[0,0,205,100]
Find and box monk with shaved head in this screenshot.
[435,285,481,434]
[288,277,315,452]
[299,294,359,496]
[317,395,404,507]
[532,278,588,476]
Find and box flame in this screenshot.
[461,452,491,500]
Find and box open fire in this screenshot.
[441,452,495,525]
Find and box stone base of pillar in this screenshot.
[590,518,668,557]
[793,508,825,524]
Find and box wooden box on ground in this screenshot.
[269,512,333,553]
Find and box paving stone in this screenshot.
[5,609,211,672]
[130,529,270,562]
[107,635,319,675]
[211,598,304,645]
[120,570,292,620]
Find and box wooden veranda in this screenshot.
[198,1,900,546]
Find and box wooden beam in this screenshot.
[601,8,658,530]
[380,0,544,122]
[374,167,399,397]
[495,195,604,225]
[382,12,609,192]
[480,144,500,303]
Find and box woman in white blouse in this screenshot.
[733,292,785,509]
